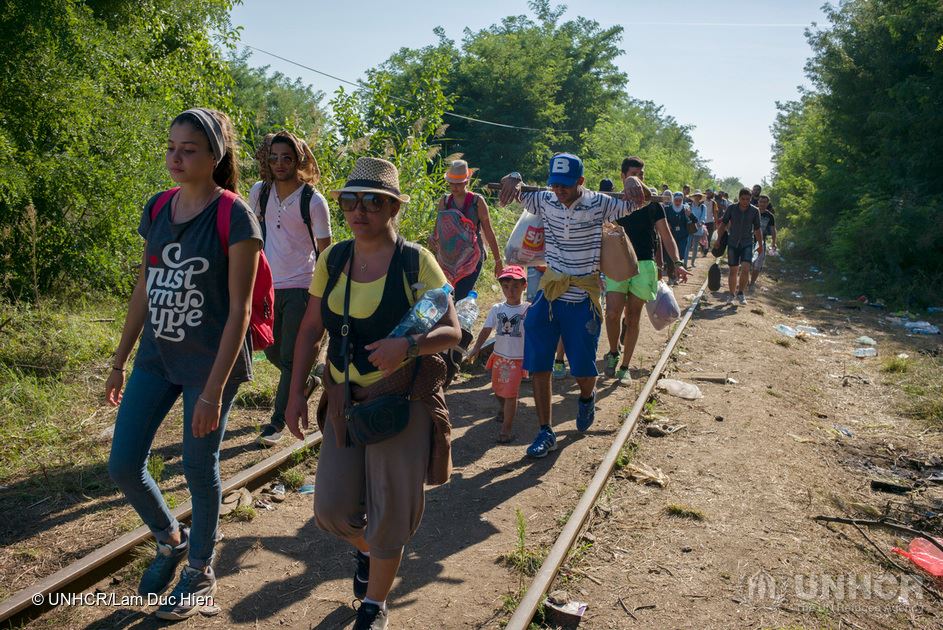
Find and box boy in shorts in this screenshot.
[468,266,529,443]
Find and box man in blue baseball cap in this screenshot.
[499,154,646,459]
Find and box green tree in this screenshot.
[0,0,237,300]
[714,177,746,195]
[310,49,455,243]
[374,1,627,182]
[769,0,943,304]
[580,96,714,190]
[228,51,329,157]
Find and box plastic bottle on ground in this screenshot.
[455,290,480,332]
[656,379,703,400]
[388,284,453,338]
[853,347,877,358]
[775,324,797,338]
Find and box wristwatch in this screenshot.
[405,335,420,359]
[674,260,685,268]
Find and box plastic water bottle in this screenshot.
[388,285,453,338]
[455,291,480,332]
[774,324,797,338]
[853,347,877,358]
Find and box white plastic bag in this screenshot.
[645,280,681,331]
[504,209,546,267]
[656,378,703,400]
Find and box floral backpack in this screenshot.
[430,192,482,285]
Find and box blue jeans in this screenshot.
[108,368,239,569]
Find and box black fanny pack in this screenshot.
[345,391,412,446]
[340,245,416,446]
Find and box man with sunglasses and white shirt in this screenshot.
[499,153,646,459]
[249,131,332,447]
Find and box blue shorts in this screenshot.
[523,292,601,377]
[728,243,753,267]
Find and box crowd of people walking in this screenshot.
[102,107,776,629]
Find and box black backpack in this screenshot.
[258,182,319,254]
[324,239,461,389]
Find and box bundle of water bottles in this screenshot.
[388,285,479,359]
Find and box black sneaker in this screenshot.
[256,423,284,448]
[353,551,370,600]
[353,602,388,630]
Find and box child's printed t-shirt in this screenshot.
[484,302,529,360]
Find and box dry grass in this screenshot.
[892,354,943,428]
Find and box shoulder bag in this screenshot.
[341,244,418,446]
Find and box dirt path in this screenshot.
[23,255,943,629]
[558,260,943,629]
[29,264,703,629]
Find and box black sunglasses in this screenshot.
[338,192,389,213]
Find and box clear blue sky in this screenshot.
[229,0,827,186]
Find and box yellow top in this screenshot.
[309,242,450,386]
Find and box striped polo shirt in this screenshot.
[521,189,637,302]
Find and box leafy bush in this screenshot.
[0,0,239,301]
[769,0,943,306]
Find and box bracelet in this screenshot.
[198,396,222,407]
[112,366,126,372]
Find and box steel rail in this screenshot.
[0,430,323,623]
[506,278,708,629]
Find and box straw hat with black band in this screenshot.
[330,157,410,203]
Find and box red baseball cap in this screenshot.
[498,265,526,280]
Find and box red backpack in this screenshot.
[150,187,275,350]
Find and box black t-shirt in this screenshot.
[615,201,666,261]
[759,210,775,242]
[136,192,263,387]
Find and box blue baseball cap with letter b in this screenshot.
[547,153,583,187]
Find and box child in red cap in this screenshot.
[468,265,528,443]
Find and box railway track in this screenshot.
[506,278,708,629]
[1,278,708,629]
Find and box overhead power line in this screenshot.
[244,44,579,134]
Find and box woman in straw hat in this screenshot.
[285,157,461,630]
[430,159,504,301]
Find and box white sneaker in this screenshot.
[737,292,747,305]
